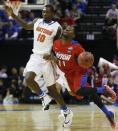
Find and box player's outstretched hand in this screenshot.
[4,2,14,17]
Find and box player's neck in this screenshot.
[62,38,71,45]
[43,19,53,23]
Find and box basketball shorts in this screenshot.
[65,70,89,93]
[23,53,56,87]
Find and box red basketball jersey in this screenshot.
[53,39,85,74]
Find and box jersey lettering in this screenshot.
[56,52,71,61]
[36,27,52,35]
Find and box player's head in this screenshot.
[111,4,116,10]
[62,25,75,40]
[42,5,54,21]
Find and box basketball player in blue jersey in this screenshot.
[4,4,73,127]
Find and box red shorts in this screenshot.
[65,70,90,100]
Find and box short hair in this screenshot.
[44,4,54,12]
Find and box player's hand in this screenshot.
[68,91,76,96]
[100,95,114,104]
[4,2,14,17]
[43,54,52,60]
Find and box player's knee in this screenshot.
[25,76,32,86]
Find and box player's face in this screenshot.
[42,7,53,21]
[63,26,74,40]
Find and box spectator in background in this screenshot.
[0,79,7,103]
[54,4,63,21]
[59,10,75,26]
[10,67,18,80]
[8,67,24,100]
[51,0,60,11]
[105,4,118,25]
[18,66,24,82]
[5,19,20,40]
[0,10,20,40]
[94,72,102,87]
[3,88,19,105]
[76,0,87,14]
[18,66,24,99]
[103,4,118,39]
[102,74,109,86]
[0,10,10,40]
[71,4,81,23]
[0,66,8,79]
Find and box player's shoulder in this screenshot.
[51,20,62,28]
[34,18,43,24]
[54,39,61,45]
[72,40,82,47]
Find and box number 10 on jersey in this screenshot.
[37,34,46,42]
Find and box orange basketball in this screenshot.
[78,51,94,69]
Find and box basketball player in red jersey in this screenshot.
[4,3,73,127]
[45,25,116,129]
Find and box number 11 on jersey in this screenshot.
[58,60,66,67]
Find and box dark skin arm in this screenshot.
[54,26,62,40]
[43,51,58,64]
[4,4,36,30]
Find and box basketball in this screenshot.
[78,51,94,69]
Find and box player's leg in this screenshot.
[23,54,52,110]
[43,61,73,127]
[76,88,116,129]
[23,54,46,97]
[75,71,116,104]
[35,75,53,110]
[24,72,43,96]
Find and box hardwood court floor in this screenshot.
[0,104,117,131]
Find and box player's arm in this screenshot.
[4,5,36,30]
[43,51,58,64]
[54,26,62,41]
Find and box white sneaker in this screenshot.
[58,109,73,127]
[40,94,52,111]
